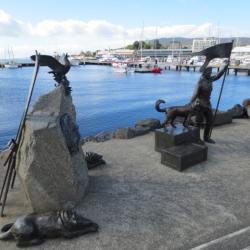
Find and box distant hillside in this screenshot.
[158,37,192,47]
[125,37,250,50]
[156,37,250,47]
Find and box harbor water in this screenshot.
[0,65,249,149]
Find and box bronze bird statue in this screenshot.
[31,53,71,94]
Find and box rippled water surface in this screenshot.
[0,65,249,149]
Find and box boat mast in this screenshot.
[154,27,157,61]
[140,22,144,60]
[7,47,10,64]
[172,37,175,62]
[10,47,14,64]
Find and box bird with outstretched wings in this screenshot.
[30,54,70,77]
[31,53,71,94]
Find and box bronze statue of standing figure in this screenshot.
[155,42,233,145]
[190,59,229,143]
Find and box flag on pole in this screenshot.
[192,41,233,72]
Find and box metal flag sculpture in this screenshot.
[192,41,234,138]
[0,52,40,217]
[210,41,234,137]
[192,41,233,72]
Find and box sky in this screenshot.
[0,0,249,57]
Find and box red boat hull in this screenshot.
[151,67,162,73]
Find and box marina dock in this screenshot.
[0,63,34,68]
[174,64,250,75]
[83,60,111,66]
[1,61,250,76]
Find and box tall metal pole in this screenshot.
[209,64,229,138]
[0,51,40,216]
[209,40,233,137]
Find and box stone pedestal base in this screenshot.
[155,124,200,152]
[154,123,207,171]
[161,143,208,171]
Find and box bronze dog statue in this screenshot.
[0,210,98,247]
[155,99,200,128]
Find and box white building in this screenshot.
[135,49,192,59]
[231,46,250,59]
[231,46,250,65]
[97,49,135,58]
[192,38,219,53]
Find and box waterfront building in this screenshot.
[192,38,219,52]
[135,49,192,60]
[231,46,250,58]
[97,49,135,59]
[168,41,182,50]
[230,45,250,65]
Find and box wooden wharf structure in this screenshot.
[174,64,250,76]
[1,61,250,76]
[0,63,34,68]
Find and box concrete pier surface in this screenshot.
[0,119,250,249]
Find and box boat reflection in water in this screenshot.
[112,62,128,73]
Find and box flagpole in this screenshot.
[209,40,233,138]
[209,64,229,138]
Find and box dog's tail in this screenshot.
[0,223,13,240]
[155,99,167,113]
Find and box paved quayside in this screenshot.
[0,119,250,249]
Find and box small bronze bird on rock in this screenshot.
[31,53,71,94]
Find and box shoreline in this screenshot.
[81,103,249,144]
[0,101,248,152]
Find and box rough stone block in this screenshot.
[114,128,135,139]
[94,131,114,142]
[227,104,246,119]
[133,126,151,136]
[213,110,232,126]
[246,106,250,118]
[135,118,161,130]
[161,143,208,171]
[242,98,250,118]
[242,98,250,108]
[155,124,200,152]
[16,85,89,213]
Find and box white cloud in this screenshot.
[0,10,26,36]
[0,9,248,57]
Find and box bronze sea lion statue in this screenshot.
[0,210,98,247]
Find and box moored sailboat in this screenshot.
[4,48,20,69]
